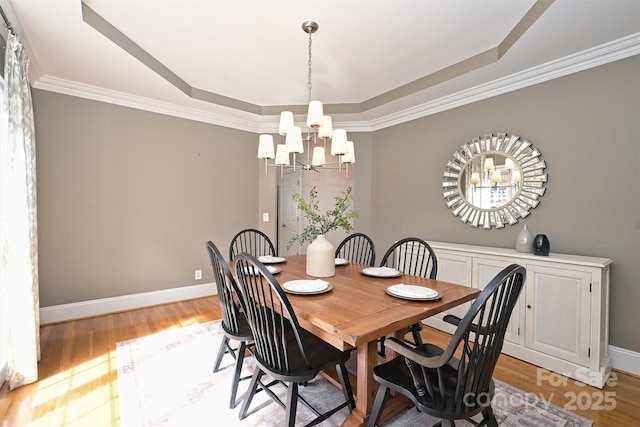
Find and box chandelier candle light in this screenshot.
[470,157,522,190]
[257,21,355,176]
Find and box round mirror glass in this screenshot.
[442,133,547,229]
[458,152,522,211]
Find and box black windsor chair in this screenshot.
[367,264,526,427]
[335,232,376,266]
[206,240,254,409]
[379,237,439,352]
[379,237,438,280]
[233,253,355,427]
[229,228,276,261]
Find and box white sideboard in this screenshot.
[424,241,612,389]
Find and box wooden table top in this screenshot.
[271,255,480,351]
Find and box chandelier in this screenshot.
[257,21,355,176]
[470,157,522,190]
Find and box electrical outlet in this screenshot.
[263,212,269,222]
[195,269,202,280]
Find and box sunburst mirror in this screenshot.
[442,132,547,229]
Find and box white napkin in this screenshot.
[364,266,400,277]
[266,266,278,273]
[284,279,329,292]
[335,257,347,265]
[390,284,437,299]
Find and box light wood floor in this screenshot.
[0,296,638,426]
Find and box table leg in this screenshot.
[341,339,378,427]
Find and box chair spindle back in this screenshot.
[380,237,437,279]
[206,241,246,337]
[335,233,376,266]
[229,228,276,261]
[233,253,313,376]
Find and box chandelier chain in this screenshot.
[307,27,313,104]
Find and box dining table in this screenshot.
[250,254,480,427]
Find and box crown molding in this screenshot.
[32,76,261,133]
[370,33,640,131]
[33,33,640,134]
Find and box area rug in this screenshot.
[116,321,593,426]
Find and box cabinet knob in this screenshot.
[527,304,532,309]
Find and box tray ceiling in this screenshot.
[2,0,639,131]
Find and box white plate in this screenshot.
[335,257,349,266]
[257,255,286,264]
[386,284,440,301]
[282,279,332,295]
[242,266,281,275]
[361,267,402,278]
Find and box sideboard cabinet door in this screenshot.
[431,252,472,333]
[473,258,524,346]
[525,264,591,366]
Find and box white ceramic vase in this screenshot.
[515,224,534,253]
[306,235,335,278]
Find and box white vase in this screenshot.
[306,235,335,278]
[515,224,534,253]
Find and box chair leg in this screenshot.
[285,382,299,427]
[378,336,386,358]
[213,336,230,373]
[336,363,355,410]
[410,322,424,347]
[479,406,498,427]
[366,385,390,427]
[229,341,247,409]
[238,368,264,420]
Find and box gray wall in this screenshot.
[369,56,639,352]
[33,55,638,353]
[34,91,259,306]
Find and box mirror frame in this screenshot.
[442,132,547,229]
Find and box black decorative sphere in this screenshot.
[533,234,550,256]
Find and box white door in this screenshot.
[277,163,354,255]
[279,170,302,255]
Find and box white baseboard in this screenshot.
[39,284,640,379]
[39,282,217,324]
[609,345,640,377]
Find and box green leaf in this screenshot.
[287,186,358,249]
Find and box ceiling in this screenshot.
[2,0,639,132]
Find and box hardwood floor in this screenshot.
[0,296,638,426]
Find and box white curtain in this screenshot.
[0,30,40,390]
